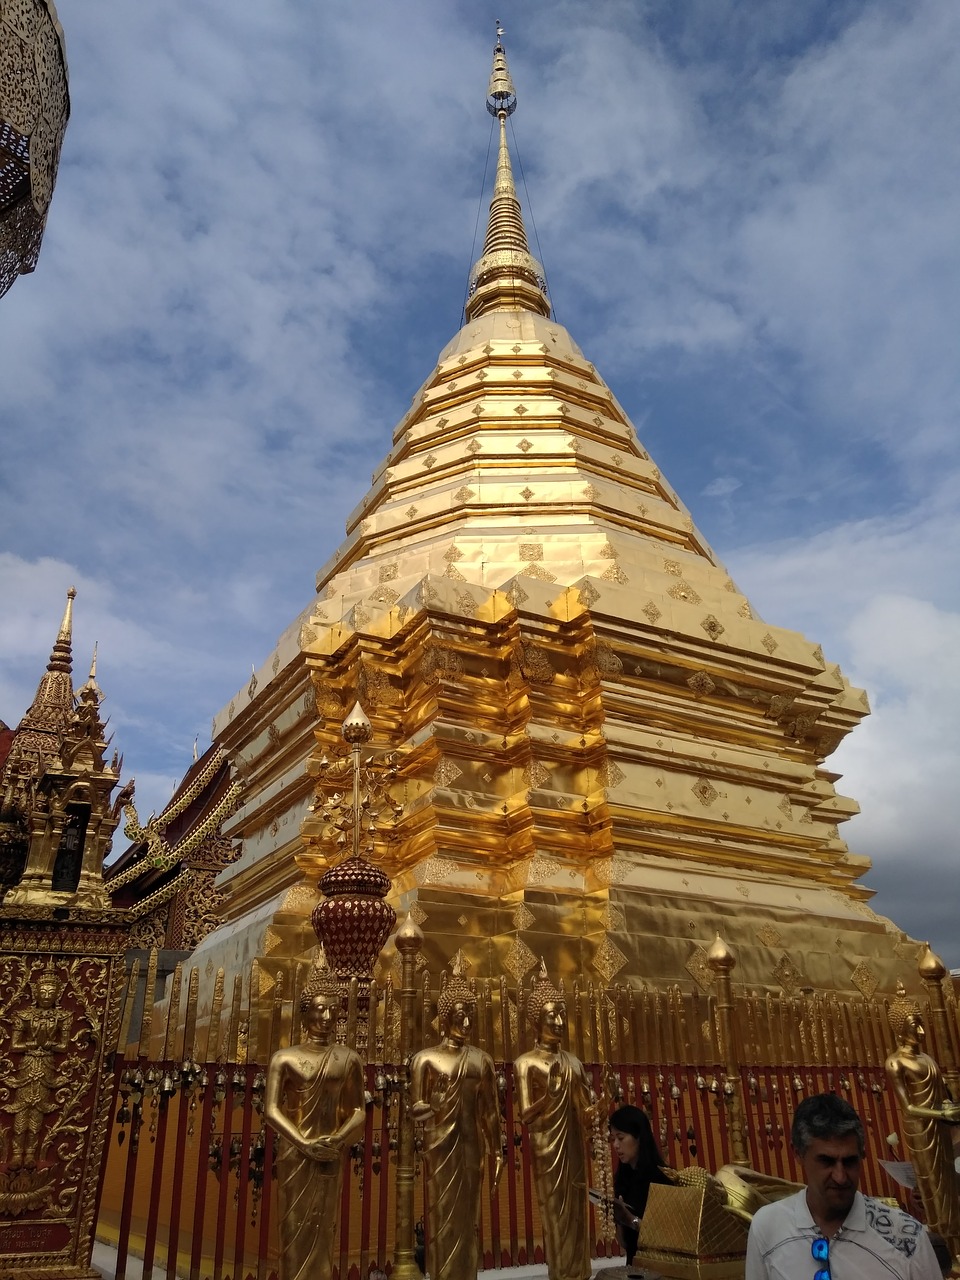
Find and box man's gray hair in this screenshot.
[791,1092,865,1156]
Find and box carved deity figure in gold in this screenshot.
[3,968,72,1168]
[410,970,504,1280]
[515,963,598,1280]
[264,951,366,1280]
[885,981,960,1262]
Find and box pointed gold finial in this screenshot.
[465,30,550,322]
[396,909,424,953]
[77,641,102,701]
[486,23,516,116]
[918,942,947,981]
[342,701,373,745]
[46,585,76,675]
[706,932,736,974]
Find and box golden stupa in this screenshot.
[190,34,917,1007]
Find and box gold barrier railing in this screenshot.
[95,955,960,1280]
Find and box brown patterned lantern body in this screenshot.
[312,853,396,977]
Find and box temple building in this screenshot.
[189,36,919,1007]
[0,589,129,909]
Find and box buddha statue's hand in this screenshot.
[547,1059,563,1096]
[431,1074,449,1107]
[306,1134,341,1160]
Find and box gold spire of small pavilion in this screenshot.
[22,586,76,719]
[2,587,77,783]
[465,28,550,322]
[50,585,76,674]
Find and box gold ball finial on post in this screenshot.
[706,933,748,1165]
[706,932,736,974]
[919,942,947,982]
[917,943,960,1097]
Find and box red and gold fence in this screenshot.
[95,956,960,1280]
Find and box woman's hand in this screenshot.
[612,1195,640,1230]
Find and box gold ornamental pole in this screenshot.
[918,944,960,1097]
[707,933,749,1165]
[392,911,424,1280]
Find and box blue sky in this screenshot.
[2,1,958,965]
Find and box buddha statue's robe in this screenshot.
[886,1043,960,1255]
[410,1040,500,1280]
[515,1046,594,1280]
[269,1043,365,1280]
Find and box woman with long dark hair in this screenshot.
[608,1105,672,1264]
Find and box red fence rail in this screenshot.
[97,1055,911,1280]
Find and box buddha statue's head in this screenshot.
[526,962,565,1048]
[438,974,476,1044]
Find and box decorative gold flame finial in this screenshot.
[465,30,550,322]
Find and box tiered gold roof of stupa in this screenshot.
[207,36,916,1000]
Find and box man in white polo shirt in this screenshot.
[746,1092,942,1280]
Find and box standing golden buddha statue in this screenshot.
[409,968,504,1280]
[515,963,598,1280]
[885,980,960,1264]
[264,949,367,1280]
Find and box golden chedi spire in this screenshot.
[465,30,550,322]
[206,29,894,1004]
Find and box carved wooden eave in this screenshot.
[106,745,241,950]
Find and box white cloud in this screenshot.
[725,494,960,963]
[702,476,741,499]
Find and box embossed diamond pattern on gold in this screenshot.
[511,902,535,931]
[594,936,628,982]
[594,855,630,886]
[774,954,804,995]
[686,946,715,993]
[851,960,880,1000]
[600,902,626,932]
[691,777,719,806]
[504,937,538,982]
[525,854,559,885]
[413,857,453,886]
[522,760,550,789]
